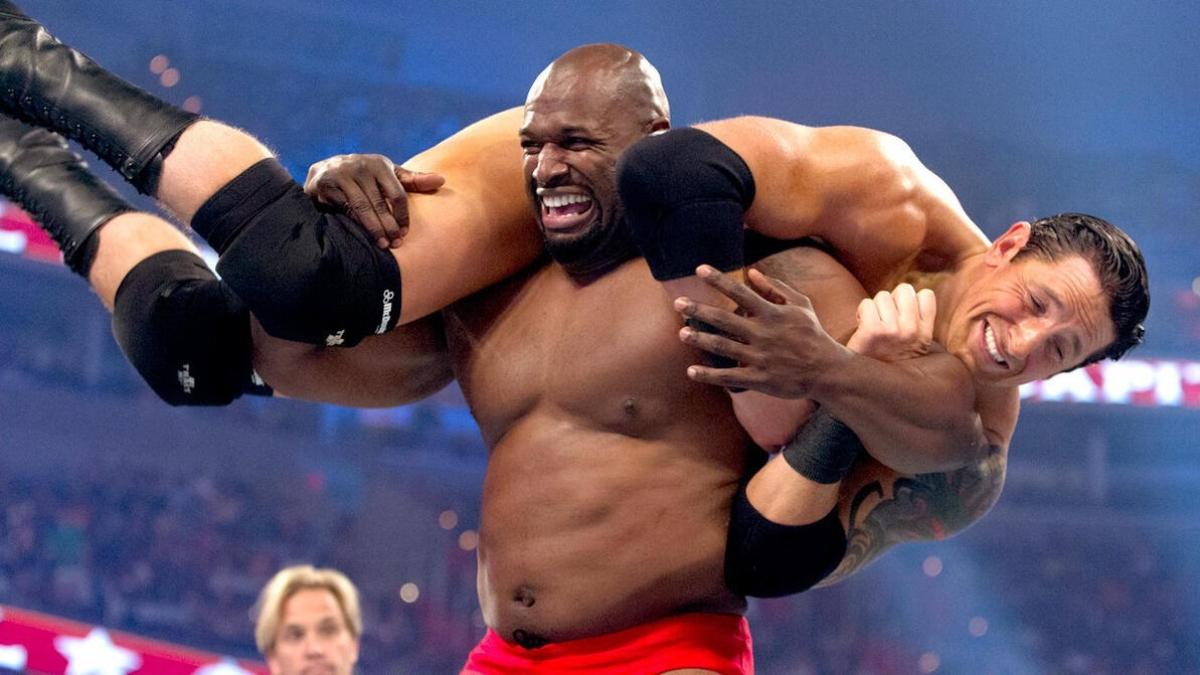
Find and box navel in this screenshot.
[513,585,537,608]
[622,397,638,416]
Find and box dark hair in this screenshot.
[1014,213,1149,366]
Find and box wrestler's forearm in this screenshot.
[809,350,993,474]
[731,391,816,449]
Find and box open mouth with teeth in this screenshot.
[539,191,595,232]
[983,320,1008,368]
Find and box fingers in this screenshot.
[697,266,769,312]
[745,268,813,310]
[744,269,788,305]
[917,288,937,339]
[304,162,322,196]
[860,284,926,337]
[372,172,410,248]
[383,167,445,249]
[303,155,409,249]
[892,283,919,336]
[348,158,406,248]
[337,179,395,249]
[678,325,754,363]
[873,288,898,329]
[855,296,880,332]
[697,266,815,316]
[673,297,753,338]
[684,364,760,392]
[396,167,445,193]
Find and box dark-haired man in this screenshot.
[612,122,1147,580]
[0,19,782,667]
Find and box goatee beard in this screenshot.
[544,215,640,280]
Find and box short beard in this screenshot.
[542,210,639,280]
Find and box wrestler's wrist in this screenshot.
[780,407,863,485]
[804,342,856,403]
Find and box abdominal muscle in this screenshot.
[475,410,749,644]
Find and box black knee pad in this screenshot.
[112,250,271,406]
[190,158,401,347]
[617,128,756,281]
[724,484,847,598]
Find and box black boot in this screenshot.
[0,115,135,276]
[0,1,198,195]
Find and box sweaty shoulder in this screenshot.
[695,116,988,291]
[404,107,526,177]
[693,116,823,233]
[386,107,544,323]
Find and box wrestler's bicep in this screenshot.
[693,116,825,240]
[817,451,1007,587]
[394,176,542,323]
[392,107,544,323]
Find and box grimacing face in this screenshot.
[267,588,359,675]
[519,73,650,271]
[940,223,1116,388]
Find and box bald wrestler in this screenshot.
[0,15,874,668]
[301,46,1147,671]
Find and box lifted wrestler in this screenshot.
[612,123,1146,583]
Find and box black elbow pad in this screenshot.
[617,128,755,281]
[724,485,847,598]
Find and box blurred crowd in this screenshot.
[0,464,480,672]
[1,26,1198,671]
[2,457,1196,673]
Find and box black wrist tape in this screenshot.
[781,408,864,484]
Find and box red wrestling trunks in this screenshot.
[461,612,753,674]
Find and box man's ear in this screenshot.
[648,117,670,135]
[984,221,1032,267]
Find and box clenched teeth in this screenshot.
[541,193,592,209]
[984,324,1006,365]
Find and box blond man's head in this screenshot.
[253,565,362,675]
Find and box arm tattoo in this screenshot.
[818,448,1007,587]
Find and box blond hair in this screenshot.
[253,564,363,655]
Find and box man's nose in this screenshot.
[303,634,325,657]
[1010,318,1052,359]
[533,144,568,185]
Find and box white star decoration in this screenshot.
[0,644,28,672]
[193,658,254,675]
[54,628,141,675]
[0,608,28,672]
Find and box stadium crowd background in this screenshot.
[1,1,1198,673]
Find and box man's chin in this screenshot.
[542,224,599,258]
[539,213,597,240]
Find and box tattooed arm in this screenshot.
[816,447,1008,587]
